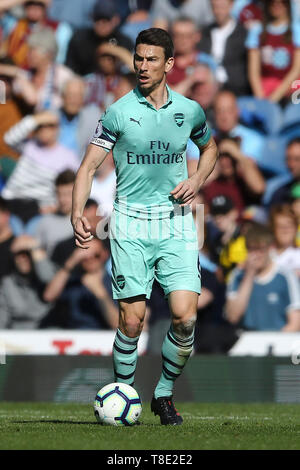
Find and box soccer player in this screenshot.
[71,28,218,425]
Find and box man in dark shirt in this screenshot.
[0,197,14,279]
[65,0,133,76]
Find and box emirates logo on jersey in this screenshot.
[174,113,184,127]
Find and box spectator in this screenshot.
[289,182,300,246]
[32,170,76,256]
[3,0,72,67]
[268,137,300,206]
[199,0,250,96]
[167,17,201,88]
[183,63,219,176]
[90,152,116,217]
[207,194,247,280]
[84,41,134,110]
[58,77,100,159]
[150,0,214,30]
[47,0,97,29]
[21,28,75,111]
[239,0,263,29]
[65,0,133,76]
[42,238,118,330]
[175,62,219,124]
[213,90,266,169]
[225,223,300,331]
[0,0,23,44]
[269,203,300,275]
[118,0,153,43]
[202,136,266,214]
[112,72,137,102]
[0,197,15,280]
[247,0,300,103]
[51,198,103,268]
[0,234,56,329]
[2,110,79,215]
[0,56,31,161]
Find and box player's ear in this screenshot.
[165,57,174,73]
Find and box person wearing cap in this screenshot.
[207,194,247,281]
[3,0,72,68]
[65,0,133,77]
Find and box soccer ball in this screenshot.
[94,382,142,426]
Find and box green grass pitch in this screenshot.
[1,402,300,450]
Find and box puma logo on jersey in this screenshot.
[130,117,142,126]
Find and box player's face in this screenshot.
[134,44,173,93]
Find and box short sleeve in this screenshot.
[245,22,263,49]
[226,268,243,299]
[292,23,300,48]
[284,270,300,312]
[190,102,211,147]
[90,106,121,152]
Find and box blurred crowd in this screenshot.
[0,0,300,353]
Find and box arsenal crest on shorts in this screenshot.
[174,113,185,127]
[116,275,125,290]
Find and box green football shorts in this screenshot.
[109,208,201,300]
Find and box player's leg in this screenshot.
[151,290,198,424]
[109,212,154,386]
[113,295,146,386]
[154,290,197,398]
[151,211,200,424]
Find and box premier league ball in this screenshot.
[94,382,142,426]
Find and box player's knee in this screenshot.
[172,314,196,339]
[122,317,144,337]
[119,311,144,338]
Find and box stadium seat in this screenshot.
[280,102,300,134]
[259,135,289,176]
[237,96,283,135]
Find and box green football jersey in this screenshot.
[91,85,211,218]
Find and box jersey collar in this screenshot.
[134,84,173,109]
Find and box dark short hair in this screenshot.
[287,137,300,149]
[0,196,10,213]
[245,223,274,248]
[85,198,98,209]
[135,28,174,61]
[55,169,76,187]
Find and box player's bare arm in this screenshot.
[71,144,108,249]
[170,136,218,206]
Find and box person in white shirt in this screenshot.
[269,203,300,278]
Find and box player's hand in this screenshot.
[170,176,200,207]
[72,216,94,249]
